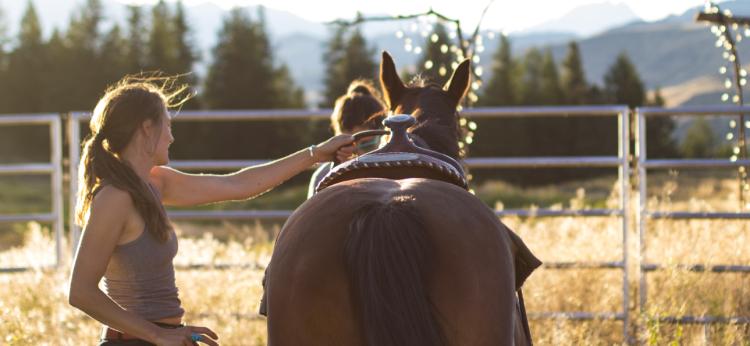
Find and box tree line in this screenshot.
[471,37,676,184]
[319,23,678,184]
[0,1,680,185]
[0,0,310,161]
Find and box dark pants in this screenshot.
[99,322,185,346]
[99,340,154,346]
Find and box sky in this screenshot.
[118,0,701,32]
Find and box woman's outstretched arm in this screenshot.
[150,134,354,207]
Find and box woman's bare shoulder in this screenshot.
[90,185,135,215]
[80,185,136,244]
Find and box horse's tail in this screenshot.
[345,196,445,346]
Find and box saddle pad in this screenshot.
[315,152,468,193]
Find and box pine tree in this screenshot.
[99,25,129,86]
[173,1,198,75]
[172,0,200,108]
[3,2,46,113]
[202,7,306,158]
[126,5,147,72]
[470,37,527,165]
[520,48,544,105]
[65,0,105,110]
[559,42,611,158]
[320,26,376,107]
[42,29,71,111]
[147,0,177,72]
[478,34,517,106]
[539,48,563,104]
[205,8,275,108]
[273,64,305,109]
[342,28,376,86]
[1,1,49,161]
[561,41,587,105]
[604,52,644,108]
[605,52,676,158]
[536,48,571,165]
[321,25,347,107]
[127,5,148,74]
[417,22,453,85]
[67,0,103,53]
[254,6,305,108]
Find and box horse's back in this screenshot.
[267,178,526,346]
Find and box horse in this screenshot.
[265,51,541,346]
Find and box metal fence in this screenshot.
[23,104,750,343]
[0,114,64,272]
[636,105,750,340]
[2,105,745,342]
[464,105,632,343]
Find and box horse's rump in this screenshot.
[267,178,539,345]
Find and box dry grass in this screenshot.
[2,173,750,345]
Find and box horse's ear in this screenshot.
[444,59,472,106]
[380,51,406,111]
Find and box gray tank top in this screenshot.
[104,226,185,321]
[102,186,184,321]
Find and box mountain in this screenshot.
[524,2,640,37]
[543,1,750,91]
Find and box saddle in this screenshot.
[315,114,468,193]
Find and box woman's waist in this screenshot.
[103,287,184,322]
[101,317,185,342]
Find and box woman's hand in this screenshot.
[313,134,355,163]
[155,325,219,346]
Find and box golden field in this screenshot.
[1,171,749,345]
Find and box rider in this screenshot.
[307,79,387,198]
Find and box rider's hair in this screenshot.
[331,79,387,134]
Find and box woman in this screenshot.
[68,76,354,346]
[307,80,387,197]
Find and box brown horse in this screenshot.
[266,52,540,346]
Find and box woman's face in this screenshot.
[152,107,174,166]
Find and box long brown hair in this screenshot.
[75,75,191,241]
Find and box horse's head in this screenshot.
[313,52,471,193]
[379,51,471,161]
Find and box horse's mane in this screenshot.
[399,76,463,161]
